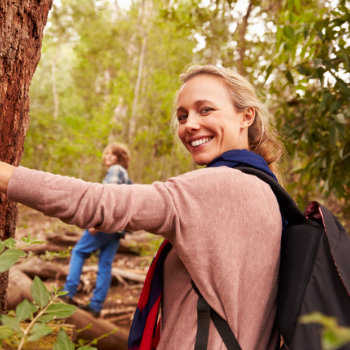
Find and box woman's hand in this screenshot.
[88,228,98,235]
[0,161,16,194]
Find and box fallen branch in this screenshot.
[15,257,146,284]
[83,266,146,284]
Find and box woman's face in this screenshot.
[176,74,252,165]
[103,147,118,167]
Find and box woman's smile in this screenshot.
[189,136,213,148]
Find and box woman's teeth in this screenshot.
[191,138,211,147]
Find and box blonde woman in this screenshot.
[0,65,283,350]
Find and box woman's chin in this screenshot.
[191,154,214,166]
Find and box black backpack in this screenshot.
[192,167,350,350]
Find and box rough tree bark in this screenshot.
[0,0,53,313]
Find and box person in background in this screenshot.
[0,65,284,349]
[61,142,132,317]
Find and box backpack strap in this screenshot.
[193,281,210,349]
[192,281,242,350]
[236,167,305,224]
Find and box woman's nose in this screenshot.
[185,112,200,132]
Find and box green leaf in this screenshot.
[31,276,51,308]
[283,25,295,39]
[0,249,26,273]
[339,45,349,69]
[4,238,17,249]
[0,241,4,254]
[285,70,294,85]
[318,92,332,113]
[57,290,69,297]
[265,64,273,81]
[301,312,350,350]
[330,99,342,113]
[28,323,53,341]
[53,328,75,350]
[300,312,334,326]
[322,328,350,350]
[77,346,97,350]
[294,0,301,12]
[0,315,21,332]
[44,303,76,319]
[329,124,338,147]
[16,299,37,322]
[0,325,15,340]
[21,235,46,245]
[37,313,56,323]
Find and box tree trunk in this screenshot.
[237,1,253,76]
[128,0,153,141]
[0,0,53,313]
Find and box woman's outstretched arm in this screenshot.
[5,164,177,235]
[0,161,16,194]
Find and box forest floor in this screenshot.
[13,204,163,336]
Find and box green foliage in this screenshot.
[270,0,350,212]
[0,236,44,273]
[0,282,76,350]
[0,276,115,349]
[0,273,103,349]
[41,247,72,261]
[301,312,350,350]
[53,328,75,350]
[31,276,51,309]
[0,233,116,350]
[0,249,25,273]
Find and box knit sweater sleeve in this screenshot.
[7,166,178,234]
[7,166,280,237]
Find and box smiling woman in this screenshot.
[0,64,284,350]
[174,65,283,172]
[176,74,254,165]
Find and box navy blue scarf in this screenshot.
[207,149,277,181]
[128,149,278,350]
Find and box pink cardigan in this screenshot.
[8,166,282,350]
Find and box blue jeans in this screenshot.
[63,229,121,312]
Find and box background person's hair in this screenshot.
[173,64,284,174]
[105,142,131,169]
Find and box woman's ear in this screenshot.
[241,107,255,128]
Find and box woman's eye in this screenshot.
[200,107,213,114]
[177,115,188,123]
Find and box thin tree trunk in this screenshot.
[0,0,53,313]
[237,1,253,75]
[128,0,153,141]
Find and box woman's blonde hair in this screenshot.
[104,142,131,169]
[173,64,284,173]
